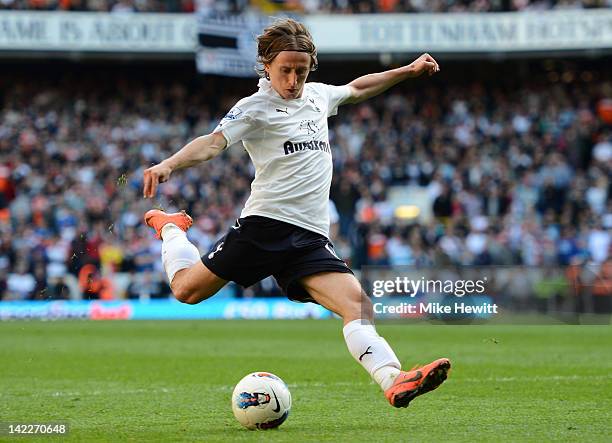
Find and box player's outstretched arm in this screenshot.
[344,53,440,105]
[143,131,227,199]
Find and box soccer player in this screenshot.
[142,18,450,408]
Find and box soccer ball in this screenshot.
[231,372,291,430]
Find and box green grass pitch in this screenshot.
[1,320,610,442]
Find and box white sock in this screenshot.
[343,319,401,391]
[160,224,201,283]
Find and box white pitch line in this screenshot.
[462,374,612,383]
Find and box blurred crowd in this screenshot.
[0,60,610,301]
[1,0,611,13]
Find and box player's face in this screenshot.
[265,51,311,100]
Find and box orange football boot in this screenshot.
[144,209,193,240]
[384,358,451,408]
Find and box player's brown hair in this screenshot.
[256,18,318,78]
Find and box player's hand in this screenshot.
[143,162,172,199]
[409,53,440,77]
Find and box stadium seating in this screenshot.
[1,0,609,13]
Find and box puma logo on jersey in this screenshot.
[208,242,224,259]
[276,107,289,114]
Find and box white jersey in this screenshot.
[213,78,351,238]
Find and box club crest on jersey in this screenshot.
[299,120,319,136]
[307,97,321,112]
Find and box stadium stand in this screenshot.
[1,0,610,13]
[0,58,609,300]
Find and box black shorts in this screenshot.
[201,216,353,303]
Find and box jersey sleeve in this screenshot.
[213,96,265,147]
[319,83,352,117]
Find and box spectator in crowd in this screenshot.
[5,261,36,299]
[126,270,170,299]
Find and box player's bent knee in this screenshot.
[169,262,227,305]
[170,281,192,304]
[174,291,199,305]
[171,280,218,305]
